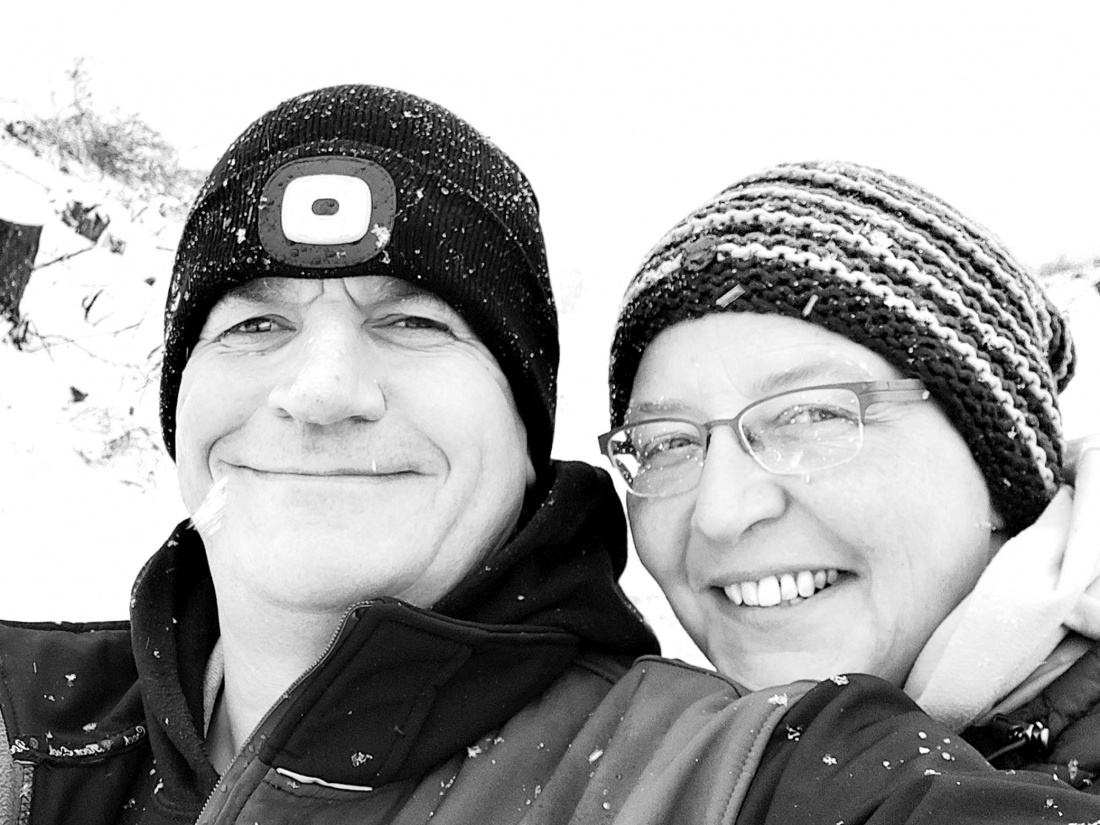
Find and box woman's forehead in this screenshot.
[630,313,901,405]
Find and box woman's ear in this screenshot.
[987,509,1008,558]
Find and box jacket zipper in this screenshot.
[193,601,375,824]
[984,717,1050,765]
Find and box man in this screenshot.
[2,85,1099,824]
[0,83,659,821]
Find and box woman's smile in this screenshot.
[718,568,841,608]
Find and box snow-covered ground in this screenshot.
[1,132,1097,668]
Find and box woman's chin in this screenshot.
[707,644,908,692]
[716,659,844,692]
[704,634,876,691]
[695,574,884,688]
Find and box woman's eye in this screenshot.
[639,432,702,461]
[774,404,850,427]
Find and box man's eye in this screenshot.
[387,315,454,334]
[219,317,284,337]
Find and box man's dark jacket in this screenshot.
[4,462,1100,824]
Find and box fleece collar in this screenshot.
[905,454,1100,730]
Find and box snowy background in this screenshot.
[1,2,1098,665]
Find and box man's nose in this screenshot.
[267,316,387,426]
[690,427,787,546]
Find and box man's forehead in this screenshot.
[216,276,446,307]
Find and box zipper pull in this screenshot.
[984,716,1050,765]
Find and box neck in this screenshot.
[206,592,343,770]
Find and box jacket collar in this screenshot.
[130,460,657,806]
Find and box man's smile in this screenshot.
[225,463,421,480]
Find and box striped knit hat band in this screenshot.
[609,161,1075,535]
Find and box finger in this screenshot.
[1063,434,1100,485]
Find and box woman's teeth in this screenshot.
[724,569,838,608]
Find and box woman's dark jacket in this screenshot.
[964,639,1100,790]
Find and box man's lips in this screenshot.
[226,463,419,478]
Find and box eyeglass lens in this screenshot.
[607,387,865,496]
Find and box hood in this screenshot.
[435,460,657,654]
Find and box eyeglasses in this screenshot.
[598,380,929,497]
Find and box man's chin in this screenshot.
[205,525,424,605]
[227,510,424,549]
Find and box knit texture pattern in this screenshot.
[161,84,557,468]
[609,161,1075,534]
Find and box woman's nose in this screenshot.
[690,427,787,545]
[267,314,387,426]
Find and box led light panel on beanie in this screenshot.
[258,157,396,264]
[161,85,557,469]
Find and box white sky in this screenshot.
[2,1,1097,640]
[4,0,1099,459]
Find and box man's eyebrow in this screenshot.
[375,278,423,300]
[373,278,449,307]
[211,276,457,321]
[218,278,298,305]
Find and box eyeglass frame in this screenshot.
[597,379,930,497]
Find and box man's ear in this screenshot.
[524,453,537,489]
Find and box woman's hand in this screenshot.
[1064,435,1100,486]
[1063,433,1100,638]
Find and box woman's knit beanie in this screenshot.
[609,161,1075,535]
[161,84,557,470]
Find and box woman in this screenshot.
[600,161,1100,786]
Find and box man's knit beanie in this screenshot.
[161,84,557,470]
[609,160,1075,535]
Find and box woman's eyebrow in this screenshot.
[752,360,868,395]
[629,361,873,422]
[629,399,694,419]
